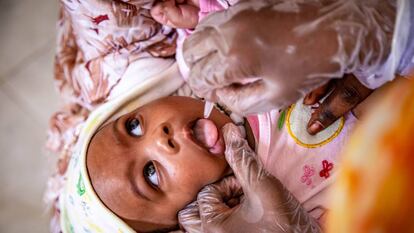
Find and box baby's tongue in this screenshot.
[193,119,224,155]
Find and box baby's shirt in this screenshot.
[247,102,357,222]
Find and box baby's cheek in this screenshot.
[197,160,227,188]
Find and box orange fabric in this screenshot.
[328,75,414,233]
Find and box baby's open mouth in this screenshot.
[191,119,225,155]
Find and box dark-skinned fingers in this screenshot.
[307,74,373,135]
[303,80,334,105]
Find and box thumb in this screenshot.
[178,201,202,233]
[222,123,262,189]
[197,176,242,226]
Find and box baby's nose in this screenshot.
[158,123,179,154]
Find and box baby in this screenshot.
[60,83,357,233]
[58,86,246,232]
[87,96,235,232]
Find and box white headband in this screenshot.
[59,63,183,233]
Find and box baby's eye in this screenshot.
[144,162,159,187]
[126,118,143,137]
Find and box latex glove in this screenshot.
[177,201,203,233]
[183,123,321,233]
[183,0,397,115]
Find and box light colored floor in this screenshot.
[0,0,60,232]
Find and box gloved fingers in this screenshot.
[186,47,221,100]
[222,123,264,187]
[216,80,267,115]
[307,74,373,135]
[184,27,223,68]
[197,176,243,224]
[178,201,203,233]
[187,51,243,101]
[303,81,334,105]
[185,28,246,97]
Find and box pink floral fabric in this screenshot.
[248,106,357,222]
[47,1,178,232]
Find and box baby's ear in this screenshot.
[151,0,199,29]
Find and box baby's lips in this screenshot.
[209,135,224,155]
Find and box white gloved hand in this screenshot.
[178,123,321,233]
[184,0,398,115]
[177,201,203,233]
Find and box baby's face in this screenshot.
[87,96,232,232]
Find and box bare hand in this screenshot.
[304,74,373,135]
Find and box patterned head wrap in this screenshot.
[59,64,183,233]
